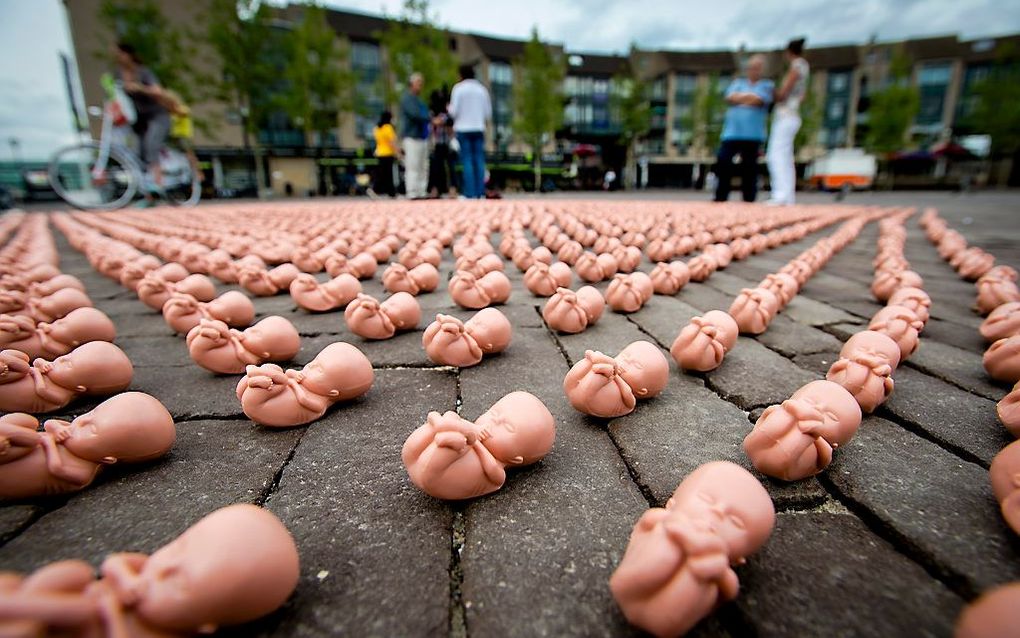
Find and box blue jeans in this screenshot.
[456,131,486,199]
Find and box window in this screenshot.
[351,42,381,69]
[651,77,666,101]
[593,79,609,96]
[674,73,697,95]
[918,63,951,86]
[827,101,845,120]
[489,62,512,86]
[828,71,850,93]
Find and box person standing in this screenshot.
[448,64,492,199]
[428,87,453,197]
[767,38,810,205]
[372,111,398,198]
[400,73,430,199]
[714,54,773,202]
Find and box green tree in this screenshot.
[611,52,651,190]
[377,0,457,104]
[691,73,727,154]
[863,51,919,155]
[280,2,355,147]
[512,28,565,192]
[97,0,200,104]
[795,84,823,151]
[207,0,277,194]
[965,47,1020,157]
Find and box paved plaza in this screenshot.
[2,190,1019,637]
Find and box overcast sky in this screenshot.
[2,0,1019,160]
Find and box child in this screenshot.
[371,111,399,198]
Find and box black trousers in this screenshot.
[375,156,396,197]
[714,139,761,202]
[428,143,450,194]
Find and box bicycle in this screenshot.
[48,75,201,210]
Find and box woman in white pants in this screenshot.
[767,38,809,205]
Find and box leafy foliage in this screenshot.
[692,73,726,153]
[97,0,202,104]
[279,3,355,146]
[512,28,565,191]
[377,0,457,104]
[206,0,277,137]
[611,51,651,189]
[862,50,919,155]
[795,83,823,150]
[964,45,1020,156]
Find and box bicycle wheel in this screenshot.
[48,142,139,210]
[161,148,201,207]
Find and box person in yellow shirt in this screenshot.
[162,89,202,183]
[371,111,399,198]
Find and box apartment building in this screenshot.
[63,0,1019,192]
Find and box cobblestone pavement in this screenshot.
[2,191,1019,637]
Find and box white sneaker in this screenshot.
[764,199,786,206]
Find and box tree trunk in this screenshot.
[534,150,541,193]
[624,140,636,190]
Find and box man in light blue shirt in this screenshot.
[714,55,773,202]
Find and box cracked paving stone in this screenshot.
[0,418,300,571]
[459,328,648,637]
[792,351,842,377]
[0,504,43,545]
[130,365,247,419]
[252,368,455,637]
[116,334,193,367]
[555,310,653,366]
[705,338,818,409]
[609,372,827,511]
[297,330,435,368]
[781,295,861,327]
[754,314,844,358]
[825,416,1020,595]
[625,296,702,350]
[878,366,1010,466]
[677,282,736,313]
[738,511,963,638]
[905,338,1007,401]
[920,317,989,353]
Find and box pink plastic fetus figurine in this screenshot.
[759,273,799,308]
[9,288,94,324]
[955,582,1020,638]
[609,461,775,638]
[0,307,116,360]
[984,335,1020,384]
[238,263,301,297]
[381,262,440,296]
[997,379,1020,438]
[0,392,175,500]
[605,274,649,313]
[868,304,924,360]
[670,310,739,372]
[344,292,421,340]
[981,302,1020,343]
[0,342,133,413]
[235,342,373,427]
[186,316,300,375]
[887,286,932,324]
[161,291,255,335]
[137,272,216,311]
[743,379,862,481]
[686,253,718,283]
[0,503,299,636]
[871,269,924,303]
[728,287,780,335]
[563,341,669,418]
[289,272,362,312]
[448,270,512,309]
[825,330,901,413]
[990,439,1020,535]
[523,261,573,297]
[422,309,512,367]
[402,391,556,500]
[975,273,1020,316]
[542,286,605,334]
[650,261,691,295]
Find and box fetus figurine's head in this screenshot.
[128,504,300,632]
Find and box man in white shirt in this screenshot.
[448,64,492,199]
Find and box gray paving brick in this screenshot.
[257,368,455,638]
[609,372,827,510]
[905,338,1007,400]
[739,511,963,638]
[0,418,301,571]
[705,338,818,409]
[879,366,1010,466]
[754,313,844,357]
[459,329,648,637]
[130,365,248,419]
[825,416,1020,595]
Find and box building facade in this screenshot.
[62,0,1019,193]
